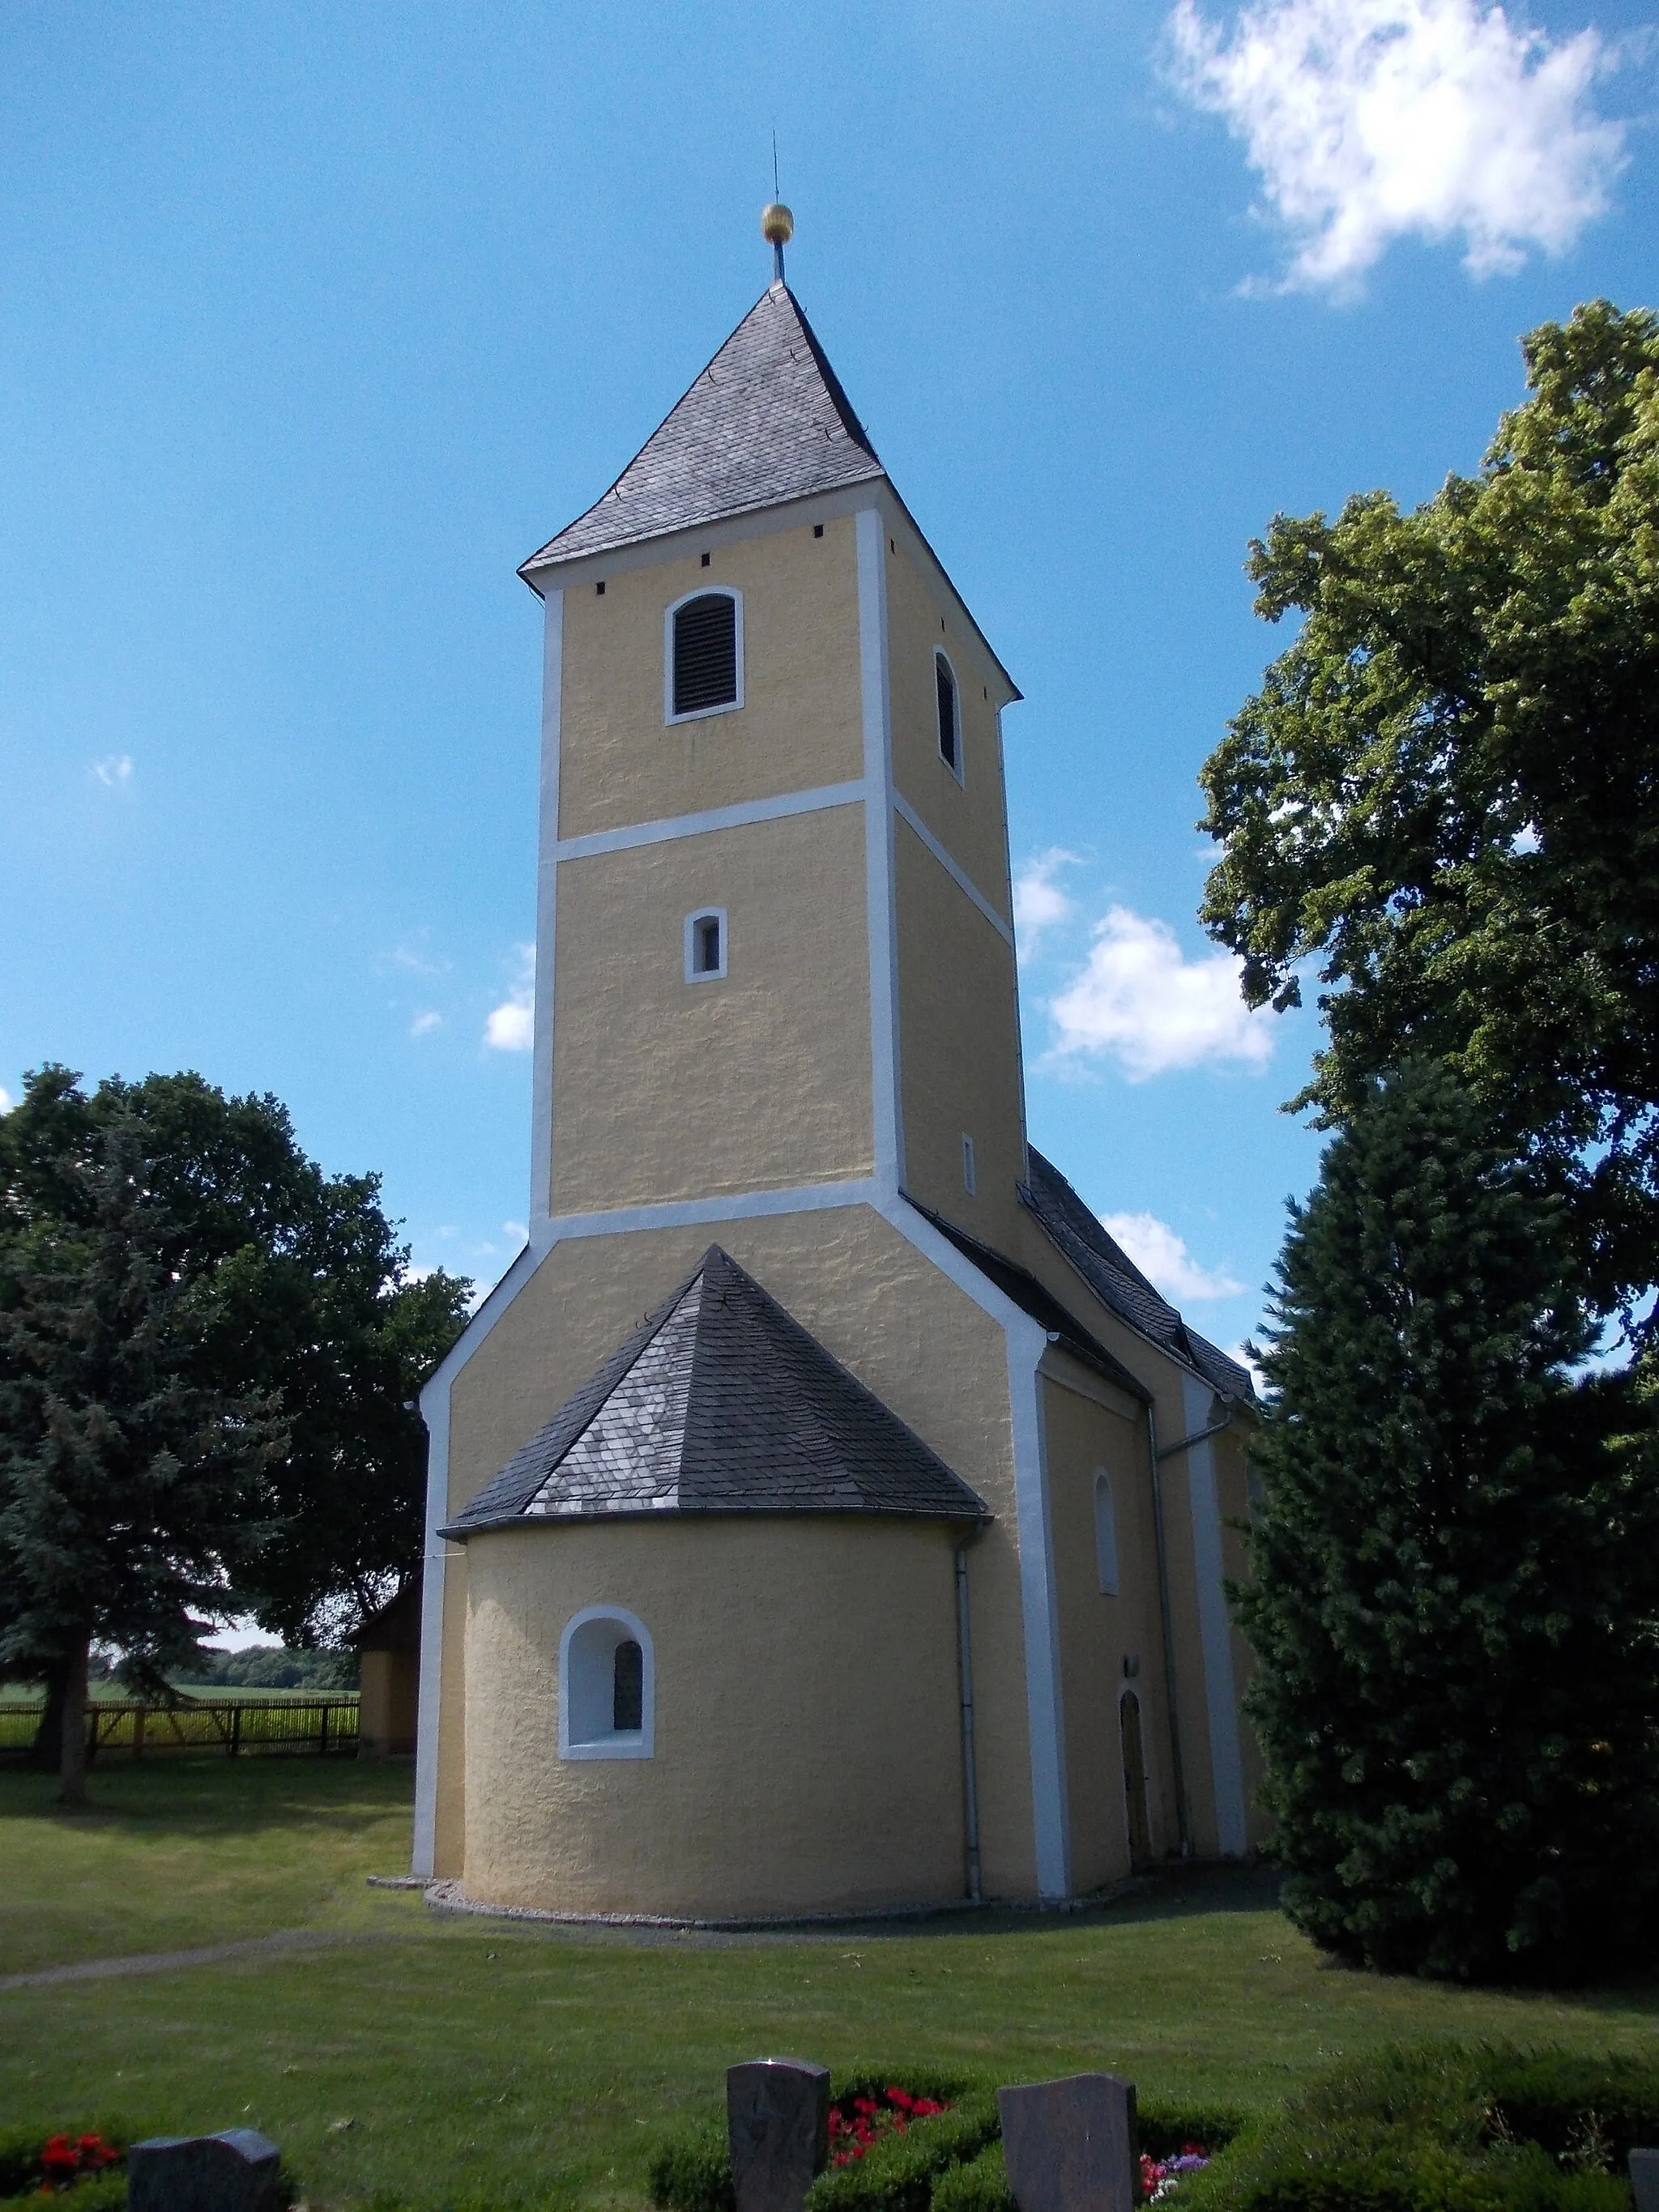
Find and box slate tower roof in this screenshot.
[443,1246,987,1535]
[519,283,886,575]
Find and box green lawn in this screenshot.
[3,1760,1657,2211]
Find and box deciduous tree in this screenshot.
[1199,301,1659,1331]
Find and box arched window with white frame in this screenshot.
[935,650,962,780]
[1094,1468,1120,1596]
[666,588,743,722]
[559,1605,655,1760]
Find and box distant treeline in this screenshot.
[180,1647,359,1690]
[79,1646,360,1694]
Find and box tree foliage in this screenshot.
[0,1067,470,1662]
[1238,1060,1659,1981]
[1199,300,1659,1328]
[0,1110,285,1796]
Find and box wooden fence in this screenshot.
[0,1697,360,1762]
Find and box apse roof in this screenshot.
[519,283,886,574]
[1021,1149,1256,1404]
[442,1244,988,1536]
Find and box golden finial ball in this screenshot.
[761,202,795,246]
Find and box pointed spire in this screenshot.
[519,282,884,576]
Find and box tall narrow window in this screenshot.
[612,1639,643,1733]
[1094,1469,1120,1595]
[936,651,962,778]
[962,1134,976,1195]
[668,590,741,719]
[685,907,727,982]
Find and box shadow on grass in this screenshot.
[0,1754,415,1843]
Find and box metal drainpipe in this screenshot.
[1145,1402,1193,1860]
[955,1526,987,1903]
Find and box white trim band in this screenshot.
[555,780,866,863]
[893,794,1013,947]
[539,1178,880,1244]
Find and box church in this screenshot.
[411,213,1261,1920]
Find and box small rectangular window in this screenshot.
[685,908,727,982]
[962,1134,976,1196]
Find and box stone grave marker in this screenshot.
[727,2058,831,2212]
[998,2073,1137,2212]
[127,2128,282,2212]
[1631,2148,1659,2212]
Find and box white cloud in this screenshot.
[1226,1340,1269,1392]
[484,944,535,1052]
[1046,905,1274,1077]
[410,1010,442,1038]
[0,1085,12,1114]
[503,1220,527,1243]
[1166,0,1626,289]
[1013,848,1081,957]
[1102,1210,1246,1301]
[93,753,133,787]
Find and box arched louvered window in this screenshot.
[667,589,742,721]
[936,650,962,778]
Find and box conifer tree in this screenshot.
[0,1115,283,1801]
[1239,1059,1659,1981]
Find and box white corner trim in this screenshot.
[411,1235,544,1878]
[554,780,865,863]
[881,1194,1071,1900]
[663,584,744,725]
[1181,1370,1247,1856]
[684,906,728,982]
[857,506,904,1200]
[558,1605,656,1761]
[1008,1329,1072,1898]
[893,795,1014,947]
[412,1379,453,1879]
[529,588,564,1227]
[544,1178,879,1242]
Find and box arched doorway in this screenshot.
[1120,1689,1151,1867]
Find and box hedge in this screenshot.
[649,2067,1243,2212]
[1178,2045,1655,2212]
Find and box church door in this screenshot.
[1120,1690,1151,1866]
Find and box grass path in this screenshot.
[4,1761,1658,2210]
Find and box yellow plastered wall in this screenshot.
[885,535,1017,914]
[1010,1204,1247,1862]
[430,1204,1039,1899]
[549,803,872,1214]
[893,821,1026,1254]
[1041,1370,1180,1890]
[463,1515,965,1917]
[557,518,863,842]
[359,1650,418,1758]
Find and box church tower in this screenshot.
[413,223,1261,1920]
[518,271,1026,1255]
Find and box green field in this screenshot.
[4,1760,1657,2211]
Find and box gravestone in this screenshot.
[1631,2149,1659,2212]
[127,2128,282,2212]
[727,2058,831,2212]
[998,2073,1137,2212]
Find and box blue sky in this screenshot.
[2,0,1654,1372]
